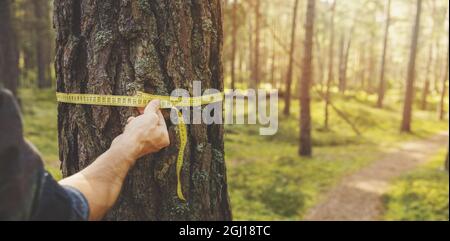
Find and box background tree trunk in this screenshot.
[439,40,449,121]
[368,30,376,92]
[270,40,276,86]
[230,0,237,90]
[283,0,299,116]
[55,0,231,221]
[324,0,336,129]
[420,44,433,110]
[299,0,315,157]
[377,0,391,108]
[338,30,352,94]
[338,34,345,93]
[252,0,261,89]
[445,149,449,172]
[0,0,19,96]
[434,41,442,93]
[401,0,422,132]
[248,13,253,86]
[33,0,52,88]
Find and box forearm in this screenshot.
[59,145,134,220]
[57,100,168,221]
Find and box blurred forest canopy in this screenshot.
[222,0,448,93]
[1,0,448,119]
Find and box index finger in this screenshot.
[144,100,161,114]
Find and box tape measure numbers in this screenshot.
[56,91,224,201]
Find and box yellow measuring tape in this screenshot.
[56,91,224,201]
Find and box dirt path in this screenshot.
[305,132,449,221]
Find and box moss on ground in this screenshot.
[382,149,449,221]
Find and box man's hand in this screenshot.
[111,100,170,163]
[59,100,170,220]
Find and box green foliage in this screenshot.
[382,149,449,221]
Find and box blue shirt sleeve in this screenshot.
[0,89,90,221]
[30,171,90,221]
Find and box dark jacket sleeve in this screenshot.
[0,88,89,221]
[30,171,90,221]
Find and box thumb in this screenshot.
[144,99,161,114]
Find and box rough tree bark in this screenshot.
[0,0,19,96]
[299,0,315,157]
[401,0,422,132]
[376,0,391,108]
[324,0,336,129]
[283,0,299,116]
[55,0,231,221]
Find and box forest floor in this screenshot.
[304,132,448,220]
[19,88,449,220]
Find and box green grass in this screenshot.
[225,91,448,220]
[382,149,449,221]
[19,88,61,180]
[18,87,448,220]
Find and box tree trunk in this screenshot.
[252,0,261,89]
[314,34,325,88]
[342,33,352,94]
[270,40,276,87]
[230,0,237,90]
[445,149,449,172]
[55,0,231,221]
[33,0,52,88]
[248,13,253,86]
[283,0,299,116]
[0,0,19,97]
[299,0,315,157]
[358,42,367,90]
[377,0,391,108]
[338,30,352,95]
[324,0,336,129]
[368,27,376,92]
[439,40,449,120]
[401,0,422,132]
[338,34,345,93]
[238,49,244,84]
[434,41,442,93]
[420,44,433,110]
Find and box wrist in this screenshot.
[109,134,140,166]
